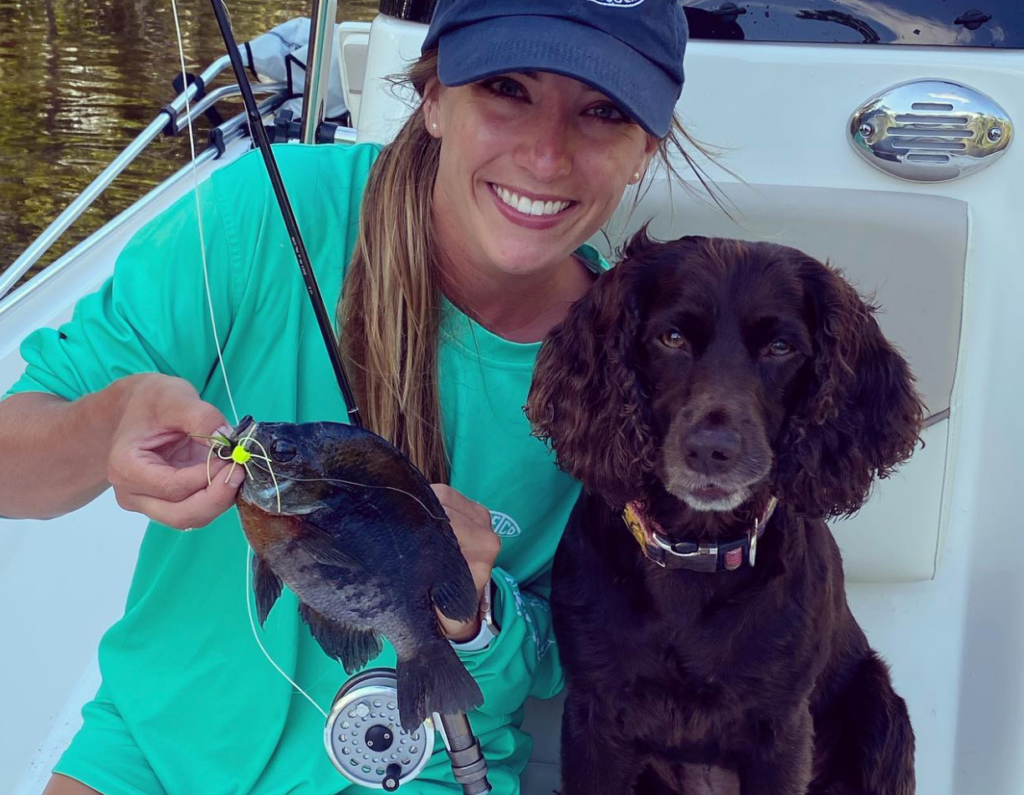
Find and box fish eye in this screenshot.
[269,438,298,462]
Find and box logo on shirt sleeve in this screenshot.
[490,511,522,537]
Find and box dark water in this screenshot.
[0,0,377,287]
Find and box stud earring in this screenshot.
[431,121,438,132]
[632,171,641,183]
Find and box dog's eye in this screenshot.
[660,331,688,349]
[767,340,794,357]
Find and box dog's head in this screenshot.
[527,230,924,519]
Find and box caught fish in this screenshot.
[226,416,484,730]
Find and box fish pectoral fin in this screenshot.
[294,521,362,569]
[252,554,283,626]
[298,603,383,674]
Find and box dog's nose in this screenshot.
[684,428,742,476]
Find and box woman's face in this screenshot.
[425,71,659,282]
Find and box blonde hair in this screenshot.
[340,53,447,481]
[340,51,717,483]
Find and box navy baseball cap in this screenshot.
[421,0,688,138]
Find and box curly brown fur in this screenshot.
[529,250,659,508]
[528,232,921,795]
[772,254,924,519]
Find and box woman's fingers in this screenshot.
[431,484,493,529]
[116,460,246,530]
[430,483,501,584]
[109,445,226,502]
[107,373,243,529]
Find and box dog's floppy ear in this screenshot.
[527,233,658,507]
[773,255,925,519]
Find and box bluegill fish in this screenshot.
[229,416,483,730]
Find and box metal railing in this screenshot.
[0,89,294,316]
[301,0,339,143]
[0,54,287,300]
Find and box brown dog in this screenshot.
[527,232,920,795]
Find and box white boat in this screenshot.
[2,2,1022,793]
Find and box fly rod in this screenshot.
[207,3,491,791]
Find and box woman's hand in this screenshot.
[430,484,501,642]
[107,373,244,530]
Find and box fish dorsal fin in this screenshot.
[431,564,479,624]
[252,554,283,626]
[298,603,383,674]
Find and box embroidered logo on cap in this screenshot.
[586,0,646,6]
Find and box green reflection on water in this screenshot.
[0,0,377,285]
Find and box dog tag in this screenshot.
[748,531,758,568]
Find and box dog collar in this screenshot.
[622,496,778,573]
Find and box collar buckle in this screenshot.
[624,495,779,574]
[652,533,720,573]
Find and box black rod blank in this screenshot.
[208,0,362,428]
[207,8,490,793]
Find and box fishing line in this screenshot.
[174,16,492,795]
[238,434,283,514]
[169,0,238,426]
[244,458,448,522]
[170,0,325,719]
[244,546,329,719]
[196,430,448,522]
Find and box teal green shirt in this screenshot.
[5,143,606,794]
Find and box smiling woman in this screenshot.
[426,70,656,339]
[1,1,702,794]
[342,27,705,488]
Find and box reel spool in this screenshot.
[324,669,435,791]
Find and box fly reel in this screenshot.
[324,669,435,790]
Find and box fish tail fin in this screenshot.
[396,643,483,732]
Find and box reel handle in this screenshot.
[382,763,402,791]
